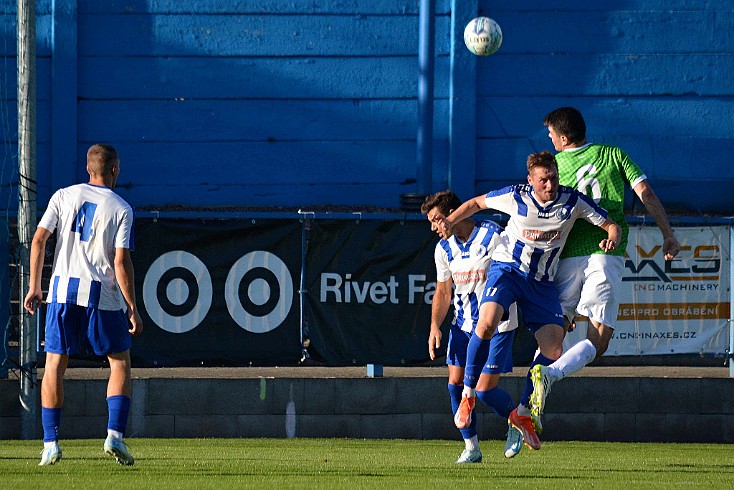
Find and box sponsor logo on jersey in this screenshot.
[452,269,487,285]
[523,229,561,242]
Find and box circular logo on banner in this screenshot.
[225,251,293,333]
[143,250,213,333]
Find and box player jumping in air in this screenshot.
[529,107,680,425]
[440,151,621,452]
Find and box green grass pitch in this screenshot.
[1,438,733,489]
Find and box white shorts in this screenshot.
[554,254,624,329]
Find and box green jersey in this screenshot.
[556,143,646,258]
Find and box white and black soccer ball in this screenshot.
[463,16,503,56]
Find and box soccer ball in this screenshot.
[463,17,503,56]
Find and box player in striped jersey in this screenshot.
[440,151,621,451]
[422,190,523,462]
[530,108,681,424]
[24,144,143,466]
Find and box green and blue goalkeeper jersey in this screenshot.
[555,143,646,258]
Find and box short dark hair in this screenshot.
[421,190,461,215]
[544,107,586,146]
[526,150,557,174]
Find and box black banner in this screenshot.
[132,219,302,366]
[304,219,446,365]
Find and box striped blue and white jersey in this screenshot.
[38,183,135,310]
[435,220,519,333]
[485,184,608,282]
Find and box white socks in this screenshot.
[107,429,123,440]
[517,404,532,417]
[465,435,480,451]
[549,339,597,380]
[462,386,476,398]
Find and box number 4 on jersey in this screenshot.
[72,201,98,242]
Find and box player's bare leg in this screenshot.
[107,350,132,398]
[475,372,499,391]
[474,302,503,341]
[39,353,68,466]
[42,353,68,408]
[534,324,564,361]
[587,318,614,360]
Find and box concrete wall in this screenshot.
[1,1,732,213]
[2,375,733,443]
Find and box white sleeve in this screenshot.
[575,193,608,227]
[434,243,451,282]
[114,206,134,250]
[483,186,517,215]
[38,189,62,233]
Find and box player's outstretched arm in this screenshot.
[441,196,487,236]
[633,180,680,260]
[23,227,52,315]
[115,247,143,336]
[429,279,452,360]
[597,219,622,253]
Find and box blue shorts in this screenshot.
[481,262,564,332]
[446,323,515,374]
[44,302,132,356]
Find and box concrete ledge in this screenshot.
[1,367,732,442]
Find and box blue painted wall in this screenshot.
[472,0,734,216]
[1,0,732,214]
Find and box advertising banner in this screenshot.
[304,219,443,365]
[563,226,730,356]
[132,219,303,366]
[127,219,729,366]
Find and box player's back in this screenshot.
[41,183,133,310]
